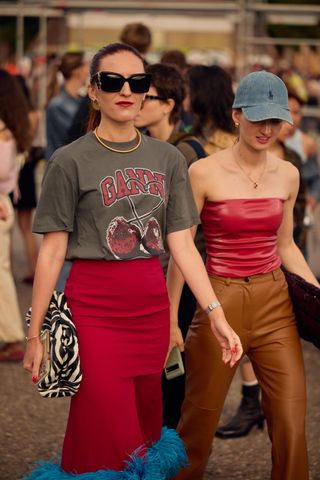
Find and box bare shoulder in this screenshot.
[280,156,299,177]
[277,156,300,200]
[269,151,299,178]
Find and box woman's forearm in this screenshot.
[167,230,221,319]
[167,229,243,365]
[28,232,68,337]
[166,257,185,326]
[279,241,319,287]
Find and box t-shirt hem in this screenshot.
[166,217,200,234]
[32,225,73,234]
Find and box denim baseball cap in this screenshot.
[233,71,293,124]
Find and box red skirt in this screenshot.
[62,257,170,473]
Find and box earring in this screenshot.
[91,99,100,111]
[234,122,239,128]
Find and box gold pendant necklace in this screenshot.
[94,127,142,153]
[233,147,267,189]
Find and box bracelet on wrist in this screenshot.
[204,301,222,315]
[25,334,40,341]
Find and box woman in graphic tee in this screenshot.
[23,43,241,479]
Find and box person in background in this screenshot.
[45,51,89,160]
[119,22,152,62]
[0,69,31,361]
[187,64,236,154]
[135,63,205,167]
[270,121,307,251]
[281,90,320,226]
[134,62,206,428]
[169,71,318,480]
[23,43,241,479]
[160,50,188,73]
[159,51,193,132]
[13,74,43,284]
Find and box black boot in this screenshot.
[215,384,264,439]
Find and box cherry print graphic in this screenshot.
[103,169,166,259]
[107,217,142,259]
[142,218,164,255]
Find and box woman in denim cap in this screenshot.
[169,71,319,480]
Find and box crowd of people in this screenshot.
[1,20,320,480]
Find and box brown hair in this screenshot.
[146,63,185,125]
[87,43,145,132]
[0,69,31,152]
[47,51,85,103]
[188,65,235,136]
[119,23,152,55]
[160,50,188,73]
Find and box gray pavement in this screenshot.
[0,222,320,480]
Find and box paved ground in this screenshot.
[1,221,320,480]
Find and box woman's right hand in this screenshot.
[23,337,44,383]
[22,231,69,382]
[164,324,184,366]
[169,324,184,353]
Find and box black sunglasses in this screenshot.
[145,94,168,101]
[92,71,151,93]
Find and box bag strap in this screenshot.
[171,132,207,159]
[183,138,207,159]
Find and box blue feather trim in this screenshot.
[23,427,187,480]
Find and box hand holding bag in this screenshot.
[26,291,82,397]
[283,268,320,350]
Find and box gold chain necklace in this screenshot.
[94,127,142,153]
[233,147,267,189]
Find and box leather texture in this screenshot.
[201,198,284,277]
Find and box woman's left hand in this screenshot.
[209,310,243,367]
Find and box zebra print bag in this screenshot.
[25,291,82,398]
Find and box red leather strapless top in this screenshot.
[200,198,284,277]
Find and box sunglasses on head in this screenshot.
[92,71,151,93]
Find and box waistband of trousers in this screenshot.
[209,267,283,285]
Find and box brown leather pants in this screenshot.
[175,268,308,480]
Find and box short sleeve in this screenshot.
[166,152,200,234]
[33,159,78,234]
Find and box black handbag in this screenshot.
[282,268,320,350]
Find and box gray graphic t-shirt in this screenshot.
[33,132,200,261]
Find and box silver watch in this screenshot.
[204,301,222,315]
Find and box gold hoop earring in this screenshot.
[234,122,239,128]
[91,99,100,111]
